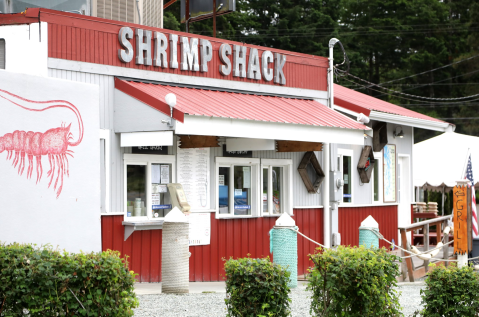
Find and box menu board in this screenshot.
[177,141,210,210]
[383,144,397,202]
[186,213,211,246]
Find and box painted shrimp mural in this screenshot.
[0,89,83,198]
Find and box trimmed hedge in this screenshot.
[224,257,291,317]
[414,263,479,316]
[0,243,138,316]
[308,246,401,316]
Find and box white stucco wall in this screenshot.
[0,22,48,77]
[0,70,101,253]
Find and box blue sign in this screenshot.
[343,194,352,198]
[152,204,172,210]
[234,205,251,209]
[127,212,132,217]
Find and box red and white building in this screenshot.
[0,8,453,282]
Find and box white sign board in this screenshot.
[186,213,211,245]
[177,141,210,210]
[0,71,100,253]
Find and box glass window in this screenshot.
[215,157,260,217]
[234,166,252,215]
[343,155,352,203]
[126,164,147,217]
[262,168,269,214]
[272,166,283,214]
[124,154,176,220]
[151,163,172,218]
[219,166,230,214]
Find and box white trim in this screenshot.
[338,203,399,208]
[338,149,354,205]
[101,212,125,216]
[121,131,174,147]
[99,129,110,213]
[293,205,324,209]
[215,157,261,219]
[176,115,367,145]
[48,58,328,100]
[335,105,452,132]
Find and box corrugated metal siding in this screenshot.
[101,208,323,282]
[338,205,398,248]
[47,69,125,213]
[252,150,323,207]
[45,18,327,91]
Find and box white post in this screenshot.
[323,142,331,248]
[328,38,339,111]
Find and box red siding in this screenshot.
[338,205,398,249]
[101,208,323,282]
[33,10,328,91]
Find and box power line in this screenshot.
[353,53,479,91]
[339,76,479,105]
[438,117,479,120]
[340,70,479,101]
[372,69,479,98]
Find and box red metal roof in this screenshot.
[334,84,445,123]
[115,79,368,130]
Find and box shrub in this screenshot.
[0,243,138,316]
[414,263,479,316]
[224,256,291,317]
[308,246,401,317]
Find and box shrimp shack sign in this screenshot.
[117,27,287,85]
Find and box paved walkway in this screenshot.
[133,281,425,316]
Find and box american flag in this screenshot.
[465,154,478,237]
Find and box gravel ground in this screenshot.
[133,284,425,317]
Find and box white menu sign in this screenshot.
[186,213,211,246]
[177,141,210,210]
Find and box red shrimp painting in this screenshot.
[0,89,83,198]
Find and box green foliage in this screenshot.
[224,256,291,317]
[0,243,138,316]
[414,264,479,317]
[308,246,401,316]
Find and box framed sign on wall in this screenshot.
[383,144,397,202]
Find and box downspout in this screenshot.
[323,38,339,248]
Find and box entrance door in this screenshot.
[398,156,411,243]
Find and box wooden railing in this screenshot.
[399,215,453,282]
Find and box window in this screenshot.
[124,154,176,220]
[372,154,382,203]
[261,159,293,216]
[216,157,260,217]
[338,149,353,204]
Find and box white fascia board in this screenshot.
[369,111,451,132]
[48,58,328,100]
[335,105,452,132]
[226,138,276,151]
[175,115,366,145]
[121,131,173,147]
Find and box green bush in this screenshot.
[224,256,291,317]
[308,246,401,316]
[0,243,138,316]
[414,263,479,316]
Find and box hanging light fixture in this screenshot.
[393,126,404,138]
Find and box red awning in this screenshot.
[334,84,445,123]
[115,78,368,131]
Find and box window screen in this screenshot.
[0,39,5,69]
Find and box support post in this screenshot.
[323,143,331,248]
[213,0,217,37]
[443,219,449,267]
[424,224,430,272]
[401,228,415,282]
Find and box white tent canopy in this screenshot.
[414,132,479,192]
